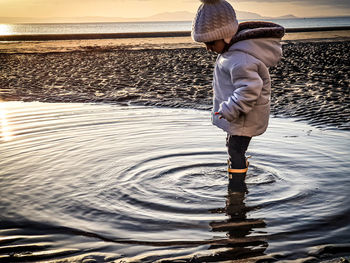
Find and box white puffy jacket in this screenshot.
[212,22,284,137]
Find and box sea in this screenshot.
[0,16,350,36]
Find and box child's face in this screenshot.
[204,39,226,54]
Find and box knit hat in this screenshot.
[192,0,239,43]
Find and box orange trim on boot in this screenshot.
[227,156,251,179]
[228,167,248,174]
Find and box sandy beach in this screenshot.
[0,31,349,130]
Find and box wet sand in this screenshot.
[0,32,349,130]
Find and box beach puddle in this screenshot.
[0,102,349,262]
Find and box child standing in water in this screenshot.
[191,0,284,186]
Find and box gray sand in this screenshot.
[0,40,349,130]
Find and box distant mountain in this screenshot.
[236,11,264,20]
[143,10,267,21]
[140,11,298,21]
[275,14,298,19]
[146,11,194,21]
[0,11,298,24]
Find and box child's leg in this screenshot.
[226,135,251,190]
[226,135,251,169]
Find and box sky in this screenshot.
[0,0,349,21]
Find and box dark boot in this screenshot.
[227,158,249,192]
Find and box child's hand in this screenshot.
[215,112,224,119]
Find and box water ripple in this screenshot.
[1,102,349,262]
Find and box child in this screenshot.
[191,0,285,185]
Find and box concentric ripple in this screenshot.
[0,102,349,262]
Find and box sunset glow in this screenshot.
[0,24,11,35]
[0,103,13,142]
[0,0,349,23]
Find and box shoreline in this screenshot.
[1,26,350,41]
[1,40,349,130]
[0,29,349,55]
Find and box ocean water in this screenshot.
[1,102,350,262]
[0,17,350,36]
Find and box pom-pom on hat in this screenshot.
[192,0,238,43]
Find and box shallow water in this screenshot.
[0,102,349,262]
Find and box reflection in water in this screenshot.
[0,24,12,35]
[209,179,267,261]
[0,102,349,262]
[0,103,12,141]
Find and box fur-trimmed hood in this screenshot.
[226,22,285,67]
[230,21,285,44]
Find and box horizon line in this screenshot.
[1,15,350,25]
